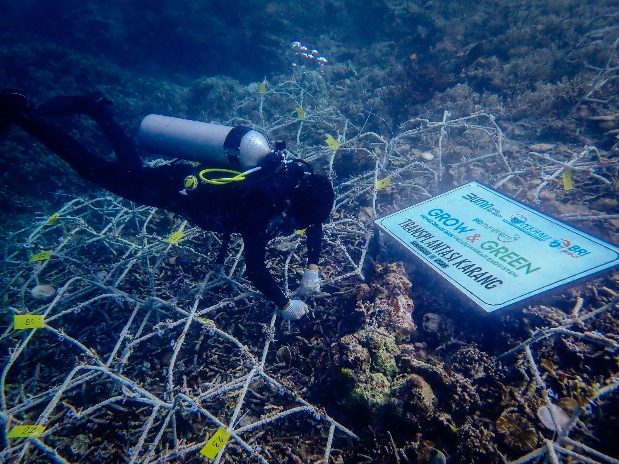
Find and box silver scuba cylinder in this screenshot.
[137,114,271,170]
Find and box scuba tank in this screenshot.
[137,114,271,170]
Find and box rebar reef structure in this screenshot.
[2,76,618,463]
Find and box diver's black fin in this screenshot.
[35,92,111,117]
[0,89,29,133]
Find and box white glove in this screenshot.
[297,269,321,297]
[280,299,309,321]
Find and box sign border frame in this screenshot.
[375,181,619,312]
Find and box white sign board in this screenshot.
[375,182,619,312]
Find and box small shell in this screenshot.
[588,114,616,121]
[529,143,555,152]
[30,284,56,300]
[537,403,570,432]
[420,151,435,161]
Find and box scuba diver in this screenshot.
[0,90,334,321]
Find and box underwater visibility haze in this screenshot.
[1,0,619,463]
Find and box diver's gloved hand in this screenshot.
[279,299,309,321]
[296,267,321,297]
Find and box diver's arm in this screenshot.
[242,232,289,308]
[306,223,323,266]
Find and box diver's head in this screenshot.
[290,172,335,226]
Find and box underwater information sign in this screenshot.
[375,182,619,312]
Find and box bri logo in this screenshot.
[549,239,591,258]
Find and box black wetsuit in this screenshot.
[7,100,322,308]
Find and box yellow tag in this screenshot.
[325,135,340,151]
[14,315,45,330]
[166,231,185,245]
[295,106,305,120]
[200,427,231,459]
[295,229,306,235]
[30,250,52,263]
[47,213,60,225]
[258,82,267,94]
[562,168,574,191]
[375,177,392,190]
[8,425,46,438]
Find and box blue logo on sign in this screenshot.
[509,214,526,226]
[549,239,591,258]
[503,214,551,241]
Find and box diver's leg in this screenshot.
[92,106,143,172]
[15,113,192,210]
[2,91,194,212]
[35,93,142,172]
[9,105,119,184]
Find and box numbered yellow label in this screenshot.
[295,106,305,120]
[8,425,46,438]
[47,213,60,225]
[166,231,185,245]
[562,168,574,191]
[258,82,267,94]
[325,135,340,151]
[30,250,52,263]
[375,177,392,190]
[14,315,45,330]
[200,427,231,459]
[295,228,306,235]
